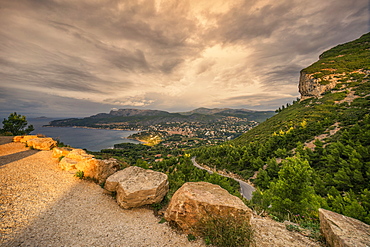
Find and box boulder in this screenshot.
[13,135,38,143]
[104,166,169,209]
[26,137,57,151]
[65,148,95,161]
[164,182,252,232]
[93,158,120,184]
[319,208,370,247]
[52,147,74,159]
[59,149,119,183]
[59,157,79,171]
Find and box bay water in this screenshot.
[28,118,140,151]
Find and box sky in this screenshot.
[0,0,369,118]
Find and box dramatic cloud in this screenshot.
[0,0,369,118]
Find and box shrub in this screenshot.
[194,214,254,247]
[74,170,84,179]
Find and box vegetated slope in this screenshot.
[179,107,274,123]
[192,32,370,224]
[47,108,275,128]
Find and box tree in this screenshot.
[1,112,34,135]
[262,156,322,217]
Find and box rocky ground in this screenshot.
[0,136,322,246]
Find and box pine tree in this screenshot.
[1,112,34,135]
[262,156,322,216]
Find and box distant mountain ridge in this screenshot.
[178,107,255,115]
[47,107,275,128]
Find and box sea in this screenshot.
[28,118,141,152]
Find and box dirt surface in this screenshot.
[0,138,204,246]
[0,136,13,145]
[0,136,322,246]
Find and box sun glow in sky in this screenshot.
[0,0,369,117]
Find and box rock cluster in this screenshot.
[55,147,120,184]
[319,208,370,247]
[13,135,38,143]
[164,182,252,232]
[27,138,57,151]
[13,135,57,150]
[105,166,169,209]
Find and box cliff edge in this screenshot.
[299,32,370,100]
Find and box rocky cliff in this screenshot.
[298,32,370,100]
[298,71,344,100]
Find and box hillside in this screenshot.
[47,108,275,128]
[178,108,273,123]
[192,32,370,224]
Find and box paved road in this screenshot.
[191,157,256,200]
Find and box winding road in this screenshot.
[191,157,256,200]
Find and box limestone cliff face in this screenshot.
[298,71,341,100]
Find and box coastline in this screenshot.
[30,123,142,151]
[43,125,143,132]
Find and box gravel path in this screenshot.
[0,138,204,246]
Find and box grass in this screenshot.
[193,214,254,247]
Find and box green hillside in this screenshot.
[191,32,370,224]
[47,108,275,130]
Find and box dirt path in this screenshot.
[0,138,204,246]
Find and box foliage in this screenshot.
[254,156,322,218]
[74,170,84,179]
[285,224,301,232]
[1,112,34,135]
[187,234,196,241]
[194,214,254,247]
[158,218,166,224]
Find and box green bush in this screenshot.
[194,214,254,247]
[74,170,84,179]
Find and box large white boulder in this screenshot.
[105,166,169,209]
[164,181,252,232]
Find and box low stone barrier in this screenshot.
[13,135,57,150]
[57,148,120,184]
